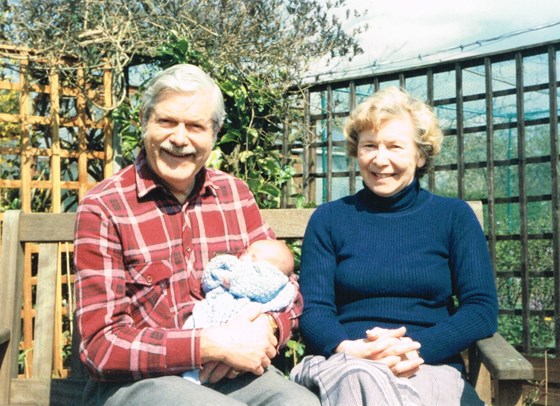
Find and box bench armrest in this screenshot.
[475,333,534,380]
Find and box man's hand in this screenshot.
[335,326,423,378]
[199,303,277,383]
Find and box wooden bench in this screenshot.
[0,205,534,405]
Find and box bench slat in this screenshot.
[18,213,76,242]
[261,203,482,239]
[16,210,315,242]
[33,243,59,379]
[260,208,315,239]
[0,211,24,406]
[10,378,51,405]
[15,205,478,243]
[467,201,483,226]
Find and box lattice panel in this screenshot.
[0,44,114,215]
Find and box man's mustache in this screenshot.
[160,142,197,156]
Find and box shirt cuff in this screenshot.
[164,328,202,371]
[271,312,293,348]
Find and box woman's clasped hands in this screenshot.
[335,326,423,378]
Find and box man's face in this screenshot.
[143,91,216,202]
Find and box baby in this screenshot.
[182,239,295,383]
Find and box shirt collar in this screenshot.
[134,148,218,201]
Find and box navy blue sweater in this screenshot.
[299,179,498,371]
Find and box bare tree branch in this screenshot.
[1,0,365,108]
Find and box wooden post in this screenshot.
[50,62,61,213]
[103,61,114,179]
[77,67,88,202]
[19,57,31,213]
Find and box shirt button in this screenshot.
[146,275,153,284]
[186,247,192,252]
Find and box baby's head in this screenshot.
[240,240,294,276]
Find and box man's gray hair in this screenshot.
[141,64,226,137]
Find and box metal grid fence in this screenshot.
[288,39,560,358]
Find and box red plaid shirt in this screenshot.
[74,150,302,381]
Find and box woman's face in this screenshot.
[357,116,426,197]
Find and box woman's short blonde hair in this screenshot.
[344,86,443,177]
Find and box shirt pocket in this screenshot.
[126,260,174,328]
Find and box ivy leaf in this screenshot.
[258,183,281,198]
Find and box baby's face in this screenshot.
[239,241,293,276]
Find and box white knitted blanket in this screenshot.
[185,254,296,328]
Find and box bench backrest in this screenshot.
[1,212,78,404]
[0,203,483,404]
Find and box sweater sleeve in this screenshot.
[298,205,350,356]
[407,200,499,364]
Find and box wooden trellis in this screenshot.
[0,44,115,378]
[0,44,114,214]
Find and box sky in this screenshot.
[308,0,560,81]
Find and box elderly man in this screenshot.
[74,64,319,405]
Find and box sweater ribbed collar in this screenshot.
[358,178,420,213]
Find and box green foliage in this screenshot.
[493,202,556,351]
[4,0,365,210]
[284,336,306,367]
[215,74,296,208]
[432,119,558,354]
[111,97,143,167]
[498,315,523,347]
[0,89,21,212]
[280,238,306,373]
[112,37,303,208]
[18,348,32,376]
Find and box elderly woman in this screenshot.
[291,86,498,405]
